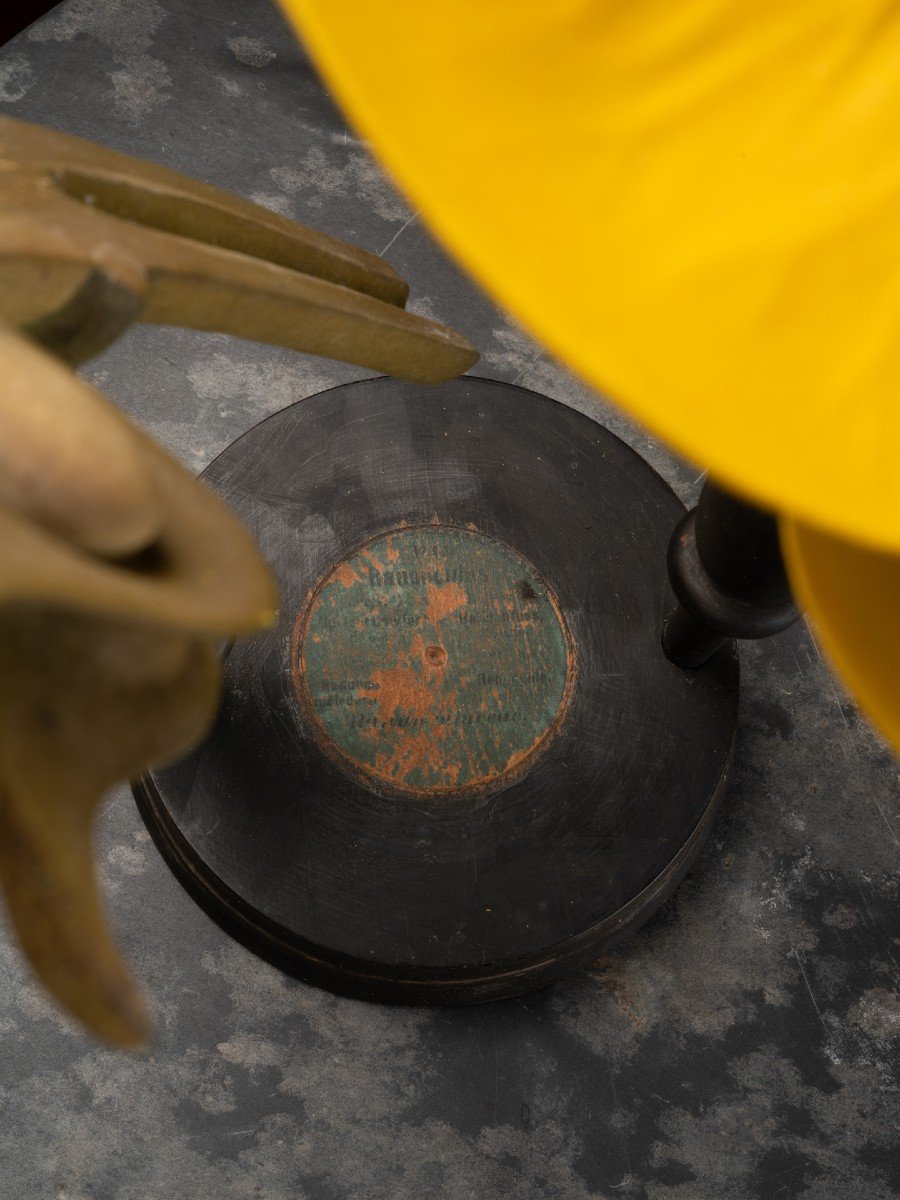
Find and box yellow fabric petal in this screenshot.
[781,518,900,749]
[280,0,900,553]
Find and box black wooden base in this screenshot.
[134,377,739,1004]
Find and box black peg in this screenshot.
[662,478,799,669]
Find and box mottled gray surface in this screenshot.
[0,2,898,1197]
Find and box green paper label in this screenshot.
[292,525,573,795]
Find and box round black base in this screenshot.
[134,377,739,1005]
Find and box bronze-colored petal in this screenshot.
[0,114,479,1047]
[0,114,409,307]
[0,610,222,1046]
[0,118,478,381]
[0,327,161,557]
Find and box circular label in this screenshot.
[292,525,574,796]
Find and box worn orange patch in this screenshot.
[360,664,433,723]
[334,561,363,589]
[425,580,467,625]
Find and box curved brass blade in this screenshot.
[139,234,478,383]
[0,114,409,308]
[0,162,478,381]
[0,613,222,1046]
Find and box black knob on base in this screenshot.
[663,479,799,669]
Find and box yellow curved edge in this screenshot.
[781,516,900,750]
[280,0,900,555]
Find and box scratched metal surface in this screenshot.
[0,2,897,1197]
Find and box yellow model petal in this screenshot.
[781,517,900,750]
[280,0,900,553]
